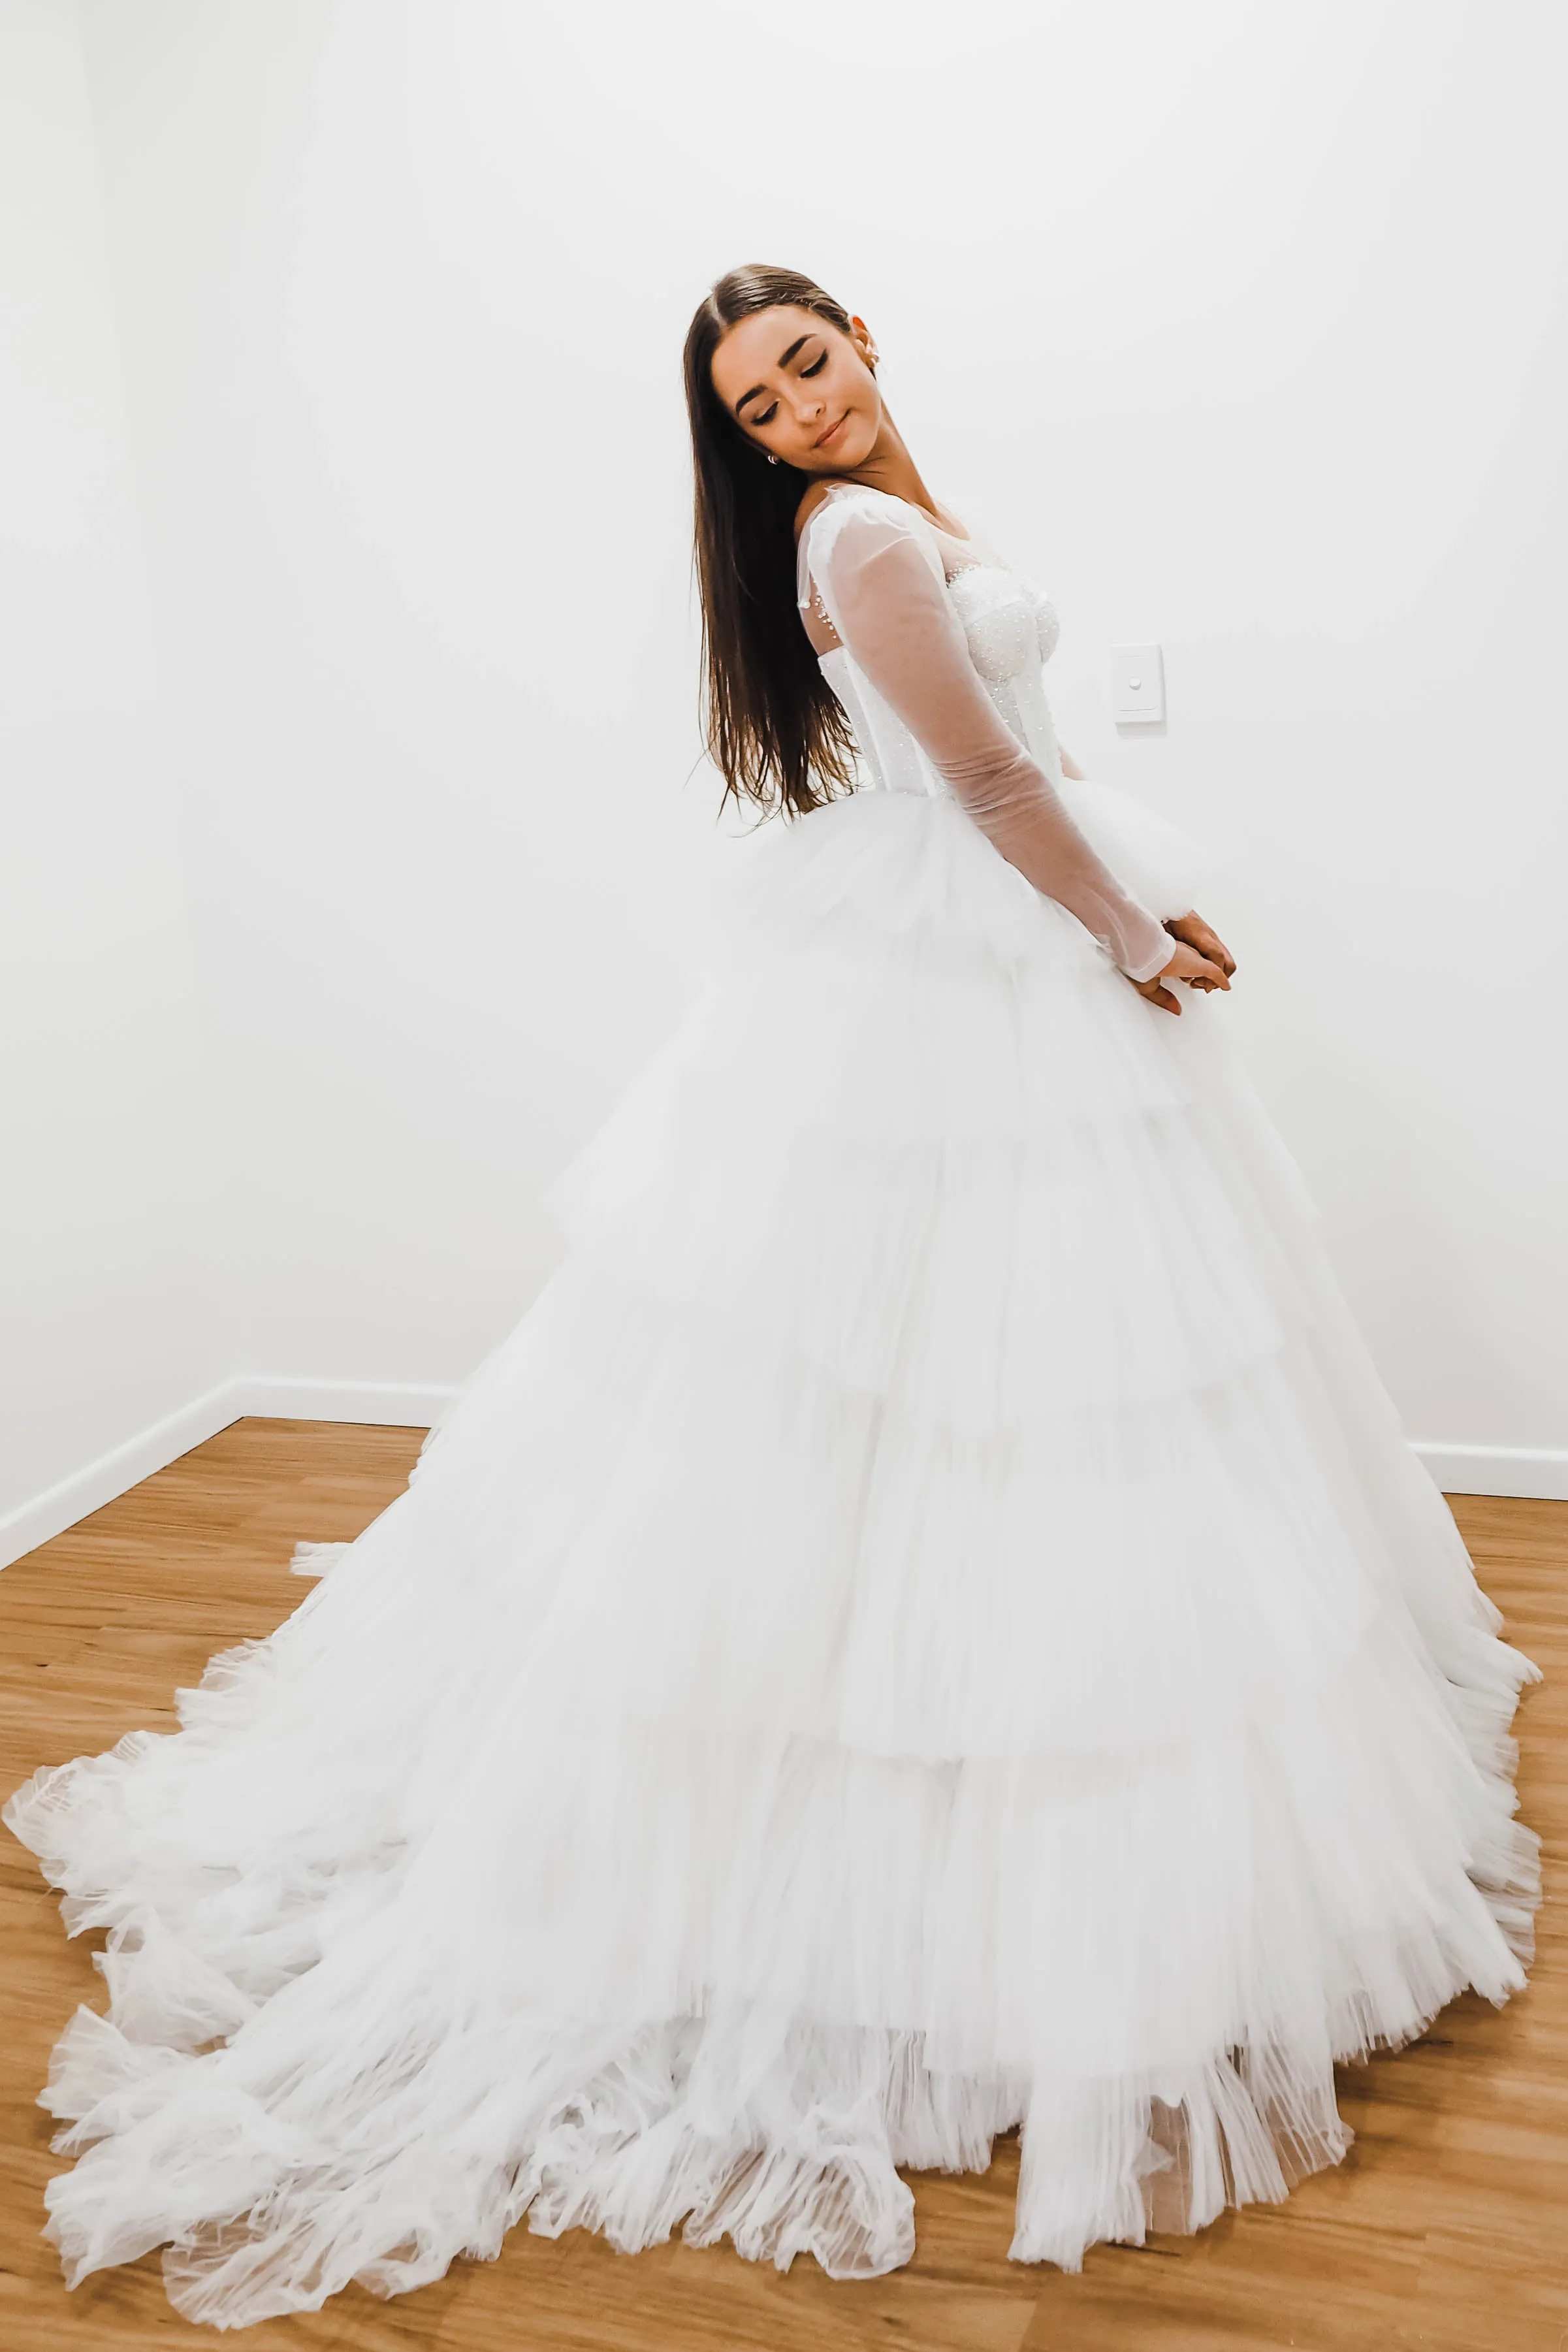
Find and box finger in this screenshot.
[1149,984,1180,1015]
[1187,915,1237,977]
[1193,956,1228,989]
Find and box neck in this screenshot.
[832,409,943,521]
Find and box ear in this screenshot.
[847,314,879,370]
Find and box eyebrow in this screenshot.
[733,334,812,417]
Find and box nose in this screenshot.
[791,389,826,425]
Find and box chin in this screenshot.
[810,418,872,471]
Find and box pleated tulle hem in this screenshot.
[24,1925,1536,2330]
[5,1599,1540,2330]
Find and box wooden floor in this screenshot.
[1,1421,1563,2351]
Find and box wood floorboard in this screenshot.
[1,1419,1563,2349]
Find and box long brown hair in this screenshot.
[683,265,859,820]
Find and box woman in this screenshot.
[6,264,1539,2327]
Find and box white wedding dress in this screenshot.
[6,485,1541,2329]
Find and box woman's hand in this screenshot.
[1130,911,1234,1015]
[1165,910,1236,983]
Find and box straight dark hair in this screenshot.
[683,265,859,819]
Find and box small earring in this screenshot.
[767,453,780,466]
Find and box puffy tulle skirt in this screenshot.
[5,784,1541,2328]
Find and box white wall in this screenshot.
[72,0,747,1400]
[10,0,1565,1530]
[0,0,216,1526]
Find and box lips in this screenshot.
[814,413,847,449]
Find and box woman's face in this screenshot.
[709,305,881,474]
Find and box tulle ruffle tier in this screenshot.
[5,787,1540,2327]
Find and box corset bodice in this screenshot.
[816,545,1065,803]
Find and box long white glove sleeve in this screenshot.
[805,496,1172,983]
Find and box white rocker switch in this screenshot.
[1110,643,1165,725]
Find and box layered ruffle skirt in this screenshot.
[5,784,1540,2327]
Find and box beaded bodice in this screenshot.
[944,563,1063,782]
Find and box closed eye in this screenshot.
[751,349,825,430]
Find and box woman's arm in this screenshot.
[805,497,1225,995]
[1054,741,1236,999]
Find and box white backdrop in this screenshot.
[4,0,1566,1542]
[0,0,218,1527]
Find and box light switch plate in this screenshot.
[1110,643,1164,725]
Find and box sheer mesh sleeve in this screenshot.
[803,494,1172,983]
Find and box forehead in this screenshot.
[709,306,829,402]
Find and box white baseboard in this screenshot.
[2,1383,1561,1573]
[1413,1442,1568,1502]
[0,1377,458,1571]
[231,1376,458,1428]
[0,1379,248,1570]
